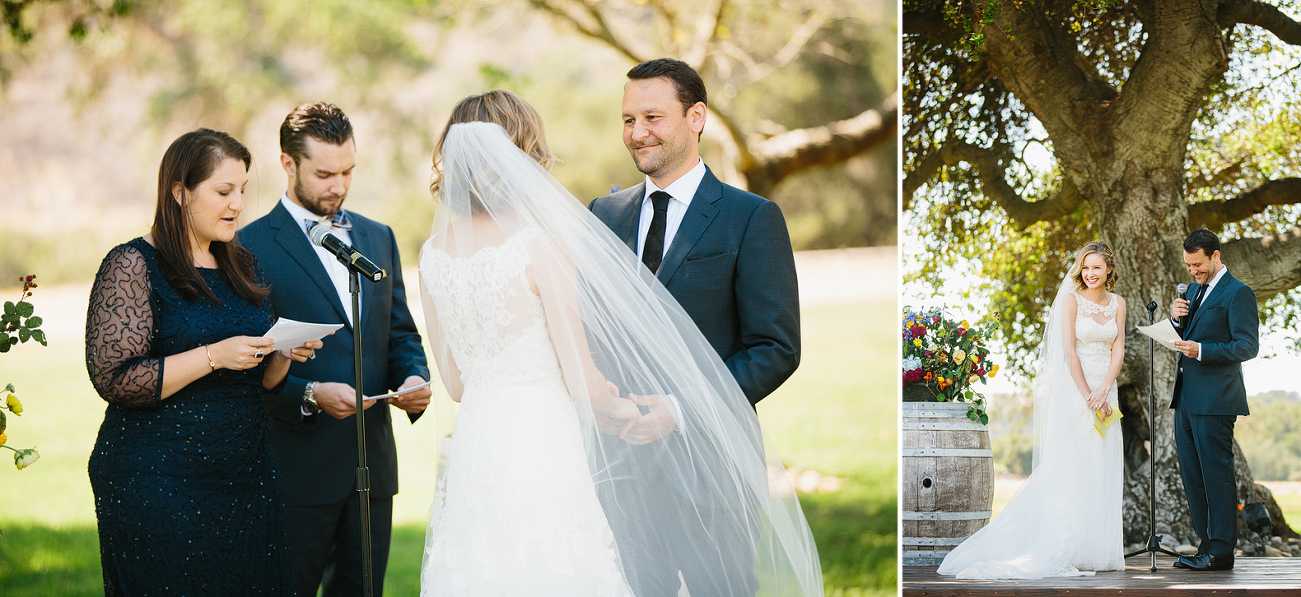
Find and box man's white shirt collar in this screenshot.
[642,157,706,207]
[1204,264,1229,296]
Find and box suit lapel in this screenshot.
[1187,271,1233,334]
[615,183,645,252]
[656,168,722,286]
[270,204,352,329]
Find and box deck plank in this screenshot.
[903,557,1301,595]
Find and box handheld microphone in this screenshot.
[310,225,387,282]
[1176,283,1189,328]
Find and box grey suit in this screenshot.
[1170,269,1258,559]
[589,166,799,596]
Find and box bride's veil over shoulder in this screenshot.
[419,122,821,595]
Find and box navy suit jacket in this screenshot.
[1170,269,1258,416]
[239,202,429,506]
[589,166,800,405]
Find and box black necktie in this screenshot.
[1188,283,1209,324]
[642,191,671,274]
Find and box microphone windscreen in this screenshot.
[309,224,332,247]
[1176,283,1188,295]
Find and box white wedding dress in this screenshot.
[415,121,822,597]
[418,229,634,596]
[937,290,1125,579]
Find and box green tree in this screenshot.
[905,0,1301,544]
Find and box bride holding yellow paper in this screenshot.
[939,242,1126,579]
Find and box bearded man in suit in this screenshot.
[588,57,800,597]
[240,101,431,596]
[1168,227,1259,572]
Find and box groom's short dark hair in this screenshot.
[280,101,354,166]
[1184,228,1221,257]
[628,58,708,114]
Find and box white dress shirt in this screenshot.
[280,193,357,327]
[1174,265,1229,362]
[636,158,706,262]
[632,158,707,433]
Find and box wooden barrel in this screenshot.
[901,401,994,566]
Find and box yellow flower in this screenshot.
[953,349,967,364]
[4,388,21,416]
[913,338,922,347]
[989,364,1000,378]
[970,353,979,363]
[962,320,970,329]
[14,447,39,470]
[0,432,6,446]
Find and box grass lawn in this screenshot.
[0,281,894,596]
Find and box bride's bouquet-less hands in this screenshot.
[902,307,1000,425]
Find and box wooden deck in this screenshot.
[903,557,1301,595]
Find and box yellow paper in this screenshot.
[1094,407,1123,437]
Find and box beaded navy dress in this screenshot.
[86,238,293,596]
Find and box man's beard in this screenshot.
[632,134,688,178]
[295,176,346,217]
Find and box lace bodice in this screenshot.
[1073,292,1118,362]
[1072,292,1113,408]
[420,229,560,387]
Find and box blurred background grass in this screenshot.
[0,249,896,596]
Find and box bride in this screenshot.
[415,91,821,596]
[938,241,1127,579]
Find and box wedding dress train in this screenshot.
[938,291,1125,579]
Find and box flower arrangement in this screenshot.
[902,306,1000,425]
[1,275,42,470]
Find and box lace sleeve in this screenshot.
[85,243,163,407]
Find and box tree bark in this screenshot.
[945,0,1298,547]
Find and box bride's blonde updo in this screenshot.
[1068,241,1118,291]
[430,90,558,199]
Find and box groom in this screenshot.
[1168,228,1258,572]
[590,58,800,596]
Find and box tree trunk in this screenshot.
[1086,164,1294,548]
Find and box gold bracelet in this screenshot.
[205,345,216,371]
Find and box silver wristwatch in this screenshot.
[302,381,320,416]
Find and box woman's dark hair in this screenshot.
[152,128,268,304]
[1183,228,1221,257]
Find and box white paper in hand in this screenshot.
[263,318,343,351]
[1137,319,1182,352]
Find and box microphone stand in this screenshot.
[350,270,374,597]
[1124,300,1180,571]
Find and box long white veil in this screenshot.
[419,122,821,595]
[1031,278,1074,471]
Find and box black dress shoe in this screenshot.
[1174,553,1206,569]
[1185,554,1233,571]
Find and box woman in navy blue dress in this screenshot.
[86,129,320,596]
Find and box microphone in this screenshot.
[1176,283,1189,328]
[310,225,387,282]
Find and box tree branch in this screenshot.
[526,0,643,64]
[742,92,896,197]
[682,0,727,67]
[902,139,1084,229]
[738,3,831,88]
[1188,177,1301,229]
[1221,0,1301,46]
[902,7,963,43]
[1221,227,1301,301]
